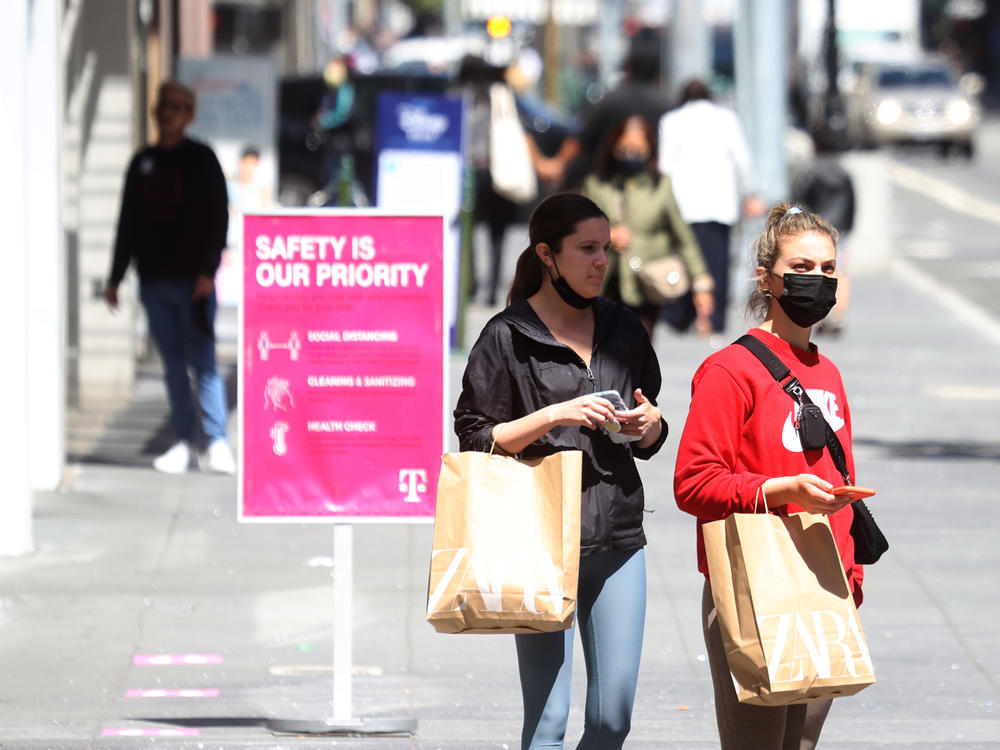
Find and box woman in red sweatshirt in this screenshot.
[674,202,861,749]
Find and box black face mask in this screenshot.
[550,255,595,309]
[613,156,649,177]
[774,273,838,328]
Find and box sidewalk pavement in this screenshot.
[3,156,1000,749]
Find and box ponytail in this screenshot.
[506,247,545,307]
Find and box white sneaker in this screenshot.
[153,441,192,474]
[204,439,236,475]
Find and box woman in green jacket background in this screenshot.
[583,115,714,339]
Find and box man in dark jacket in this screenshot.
[104,80,234,474]
[542,32,671,190]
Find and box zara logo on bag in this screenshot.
[427,547,564,615]
[756,609,875,683]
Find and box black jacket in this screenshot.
[109,138,229,286]
[454,296,668,556]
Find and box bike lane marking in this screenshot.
[133,653,223,665]
[889,162,1000,228]
[125,688,220,698]
[101,728,200,737]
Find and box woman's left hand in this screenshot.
[193,274,215,301]
[615,388,663,445]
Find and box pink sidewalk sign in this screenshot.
[239,212,446,522]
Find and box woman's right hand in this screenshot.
[491,395,620,455]
[548,394,619,431]
[761,474,854,515]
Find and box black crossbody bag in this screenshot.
[735,335,889,564]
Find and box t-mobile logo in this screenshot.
[399,469,427,503]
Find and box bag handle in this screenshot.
[753,483,770,514]
[489,423,520,458]
[489,424,503,456]
[489,83,519,126]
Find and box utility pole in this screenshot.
[821,0,848,149]
[28,0,65,493]
[543,3,559,104]
[597,0,624,89]
[0,0,33,555]
[443,0,462,37]
[736,0,788,203]
[668,0,711,101]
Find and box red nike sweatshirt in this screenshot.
[674,328,863,604]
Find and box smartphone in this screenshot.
[592,390,628,411]
[830,486,876,500]
[592,390,641,443]
[192,297,215,340]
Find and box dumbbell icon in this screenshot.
[258,330,301,361]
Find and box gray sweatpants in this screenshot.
[702,581,834,750]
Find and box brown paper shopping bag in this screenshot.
[704,511,875,706]
[426,450,582,634]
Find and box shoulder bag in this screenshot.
[634,254,690,303]
[735,335,889,564]
[610,189,689,303]
[488,83,537,205]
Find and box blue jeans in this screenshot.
[515,548,646,750]
[140,280,228,444]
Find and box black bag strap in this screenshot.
[735,334,807,404]
[734,335,852,485]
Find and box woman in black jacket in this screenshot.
[454,193,668,749]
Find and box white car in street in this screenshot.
[846,57,983,157]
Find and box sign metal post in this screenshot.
[242,210,447,735]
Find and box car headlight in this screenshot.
[876,99,902,125]
[947,98,973,124]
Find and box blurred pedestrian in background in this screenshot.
[546,31,671,190]
[454,193,668,749]
[458,54,549,306]
[226,145,269,250]
[218,144,269,308]
[790,135,855,335]
[313,54,360,201]
[658,79,764,339]
[104,80,235,475]
[557,48,600,115]
[674,202,863,749]
[583,115,714,339]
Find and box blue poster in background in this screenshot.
[375,93,463,155]
[375,93,465,341]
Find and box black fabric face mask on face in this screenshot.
[774,273,838,328]
[613,156,649,177]
[550,255,595,310]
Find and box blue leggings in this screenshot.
[515,547,646,750]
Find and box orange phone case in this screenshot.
[830,485,876,500]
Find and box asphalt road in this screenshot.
[884,116,1000,325]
